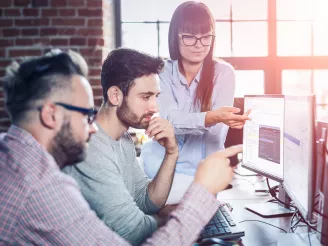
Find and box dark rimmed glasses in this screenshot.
[179,34,215,47]
[55,102,98,124]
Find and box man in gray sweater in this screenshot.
[62,48,178,245]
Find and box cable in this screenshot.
[291,216,304,232]
[292,209,328,240]
[266,178,297,210]
[308,225,312,246]
[289,211,299,232]
[232,177,257,186]
[233,170,259,177]
[239,220,288,233]
[314,208,328,219]
[264,178,324,237]
[314,200,319,207]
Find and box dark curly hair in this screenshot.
[101,48,164,103]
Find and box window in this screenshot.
[277,22,312,56]
[119,0,328,117]
[235,70,264,97]
[122,23,158,55]
[282,70,312,95]
[282,69,328,119]
[120,0,269,57]
[277,0,328,56]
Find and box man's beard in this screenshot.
[50,117,87,169]
[116,99,152,129]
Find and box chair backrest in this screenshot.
[225,97,244,166]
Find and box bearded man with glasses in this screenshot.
[2,50,98,168]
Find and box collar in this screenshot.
[172,60,203,85]
[7,124,38,146]
[5,124,59,170]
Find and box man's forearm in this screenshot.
[142,183,219,246]
[148,152,178,207]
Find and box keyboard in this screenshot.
[198,203,245,241]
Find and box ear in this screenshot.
[39,103,58,129]
[107,86,123,106]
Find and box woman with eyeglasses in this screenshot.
[141,1,250,204]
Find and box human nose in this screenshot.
[149,98,159,113]
[194,38,203,48]
[89,122,98,135]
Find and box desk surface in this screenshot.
[215,171,320,246]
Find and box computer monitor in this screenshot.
[283,95,316,220]
[242,95,295,218]
[242,95,285,182]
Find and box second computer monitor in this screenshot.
[283,95,316,220]
[242,95,285,182]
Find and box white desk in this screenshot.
[215,173,321,246]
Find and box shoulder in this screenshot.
[159,59,175,83]
[70,131,120,171]
[162,59,175,73]
[213,59,235,85]
[122,132,135,145]
[0,132,59,187]
[24,169,94,231]
[87,130,115,154]
[213,59,235,75]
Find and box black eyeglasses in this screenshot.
[179,34,215,47]
[55,102,98,124]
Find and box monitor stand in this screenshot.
[244,183,295,218]
[234,163,260,177]
[254,175,270,193]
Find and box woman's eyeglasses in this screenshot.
[179,34,215,47]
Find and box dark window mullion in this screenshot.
[115,0,122,47]
[157,20,160,57]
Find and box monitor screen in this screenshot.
[283,95,316,220]
[242,95,285,182]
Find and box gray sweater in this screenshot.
[62,125,160,246]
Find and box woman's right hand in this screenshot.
[205,107,251,129]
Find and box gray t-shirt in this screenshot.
[62,124,160,246]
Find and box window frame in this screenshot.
[116,0,328,95]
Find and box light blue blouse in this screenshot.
[141,59,235,177]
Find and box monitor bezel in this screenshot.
[282,95,316,221]
[315,120,328,195]
[242,94,285,183]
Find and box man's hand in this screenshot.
[194,145,243,195]
[145,117,178,155]
[206,107,251,129]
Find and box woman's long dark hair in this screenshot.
[168,1,216,112]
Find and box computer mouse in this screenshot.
[198,238,235,246]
